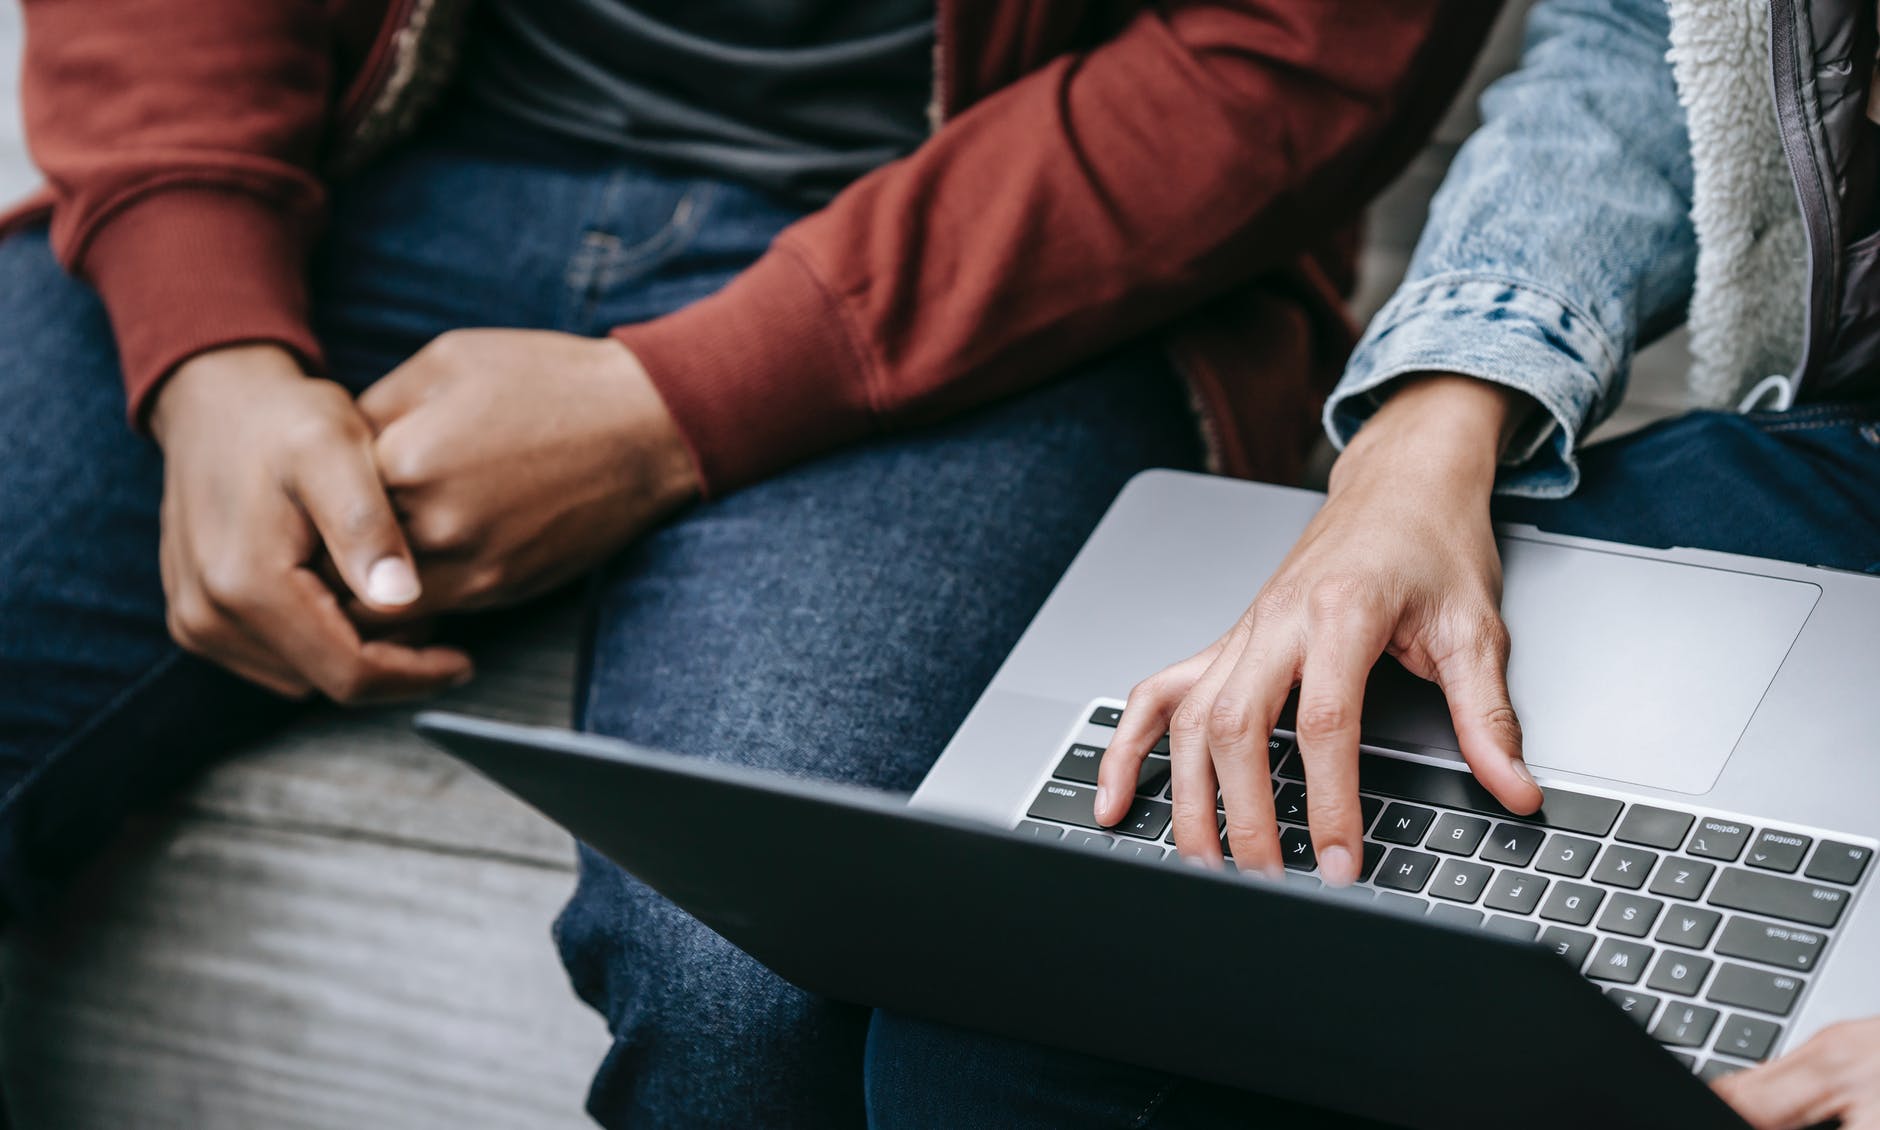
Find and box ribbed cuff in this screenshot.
[611,239,874,497]
[1325,275,1620,498]
[79,188,323,429]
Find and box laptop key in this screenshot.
[1275,783,1310,825]
[1687,818,1753,863]
[1536,834,1599,878]
[1428,904,1484,929]
[1015,820,1064,841]
[1804,841,1873,885]
[1115,798,1173,841]
[1539,881,1604,926]
[1605,987,1662,1027]
[1374,848,1440,893]
[1708,869,1848,929]
[1067,831,1114,851]
[1429,859,1493,904]
[1089,706,1124,727]
[1052,744,1107,785]
[1706,964,1804,1017]
[1279,826,1317,871]
[1113,841,1165,862]
[1481,823,1546,867]
[1646,952,1714,997]
[1715,1015,1782,1062]
[1134,757,1172,797]
[1698,1059,1747,1083]
[1651,1004,1720,1048]
[1483,870,1548,915]
[1615,805,1696,851]
[1151,734,1172,755]
[1484,916,1540,942]
[1374,803,1436,846]
[1426,813,1491,856]
[1538,927,1595,971]
[1745,830,1811,873]
[1647,857,1716,902]
[1373,892,1430,917]
[1715,916,1825,972]
[1359,841,1386,882]
[1591,844,1658,890]
[1028,781,1102,829]
[1656,905,1722,949]
[1359,795,1384,834]
[1596,893,1665,938]
[1345,753,1621,835]
[1586,938,1653,985]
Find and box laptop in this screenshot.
[417,471,1880,1128]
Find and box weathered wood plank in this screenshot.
[2,818,609,1130]
[179,597,586,869]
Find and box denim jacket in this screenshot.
[1326,0,1880,497]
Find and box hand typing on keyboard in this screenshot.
[1714,1017,1880,1129]
[1093,377,1542,883]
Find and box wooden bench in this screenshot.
[0,4,1691,1125]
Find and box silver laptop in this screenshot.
[420,469,1877,1118]
[911,470,1877,1080]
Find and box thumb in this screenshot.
[288,431,423,612]
[1431,614,1541,814]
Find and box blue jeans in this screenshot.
[0,104,1205,1128]
[863,405,1880,1127]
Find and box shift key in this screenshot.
[1709,870,1849,929]
[1027,781,1102,830]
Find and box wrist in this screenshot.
[599,340,703,510]
[1331,374,1518,499]
[149,344,308,447]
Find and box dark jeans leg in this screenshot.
[1493,405,1880,571]
[554,342,1205,1129]
[0,229,306,922]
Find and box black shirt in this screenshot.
[466,0,934,206]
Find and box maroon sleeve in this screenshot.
[615,1,1499,494]
[20,0,335,424]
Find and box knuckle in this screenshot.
[424,329,476,366]
[1307,574,1367,622]
[1169,698,1210,739]
[1295,697,1356,745]
[1250,582,1299,627]
[1206,696,1254,748]
[408,504,478,553]
[197,560,263,609]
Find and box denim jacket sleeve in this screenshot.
[1325,0,1698,497]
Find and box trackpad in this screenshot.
[1362,537,1820,796]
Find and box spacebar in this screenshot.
[1355,753,1621,837]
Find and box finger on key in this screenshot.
[1165,635,1249,866]
[1431,612,1541,815]
[1294,596,1392,886]
[1213,636,1299,879]
[1097,649,1216,827]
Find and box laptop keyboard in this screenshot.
[1020,706,1875,1083]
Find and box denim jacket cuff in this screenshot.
[1323,275,1620,498]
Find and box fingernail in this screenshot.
[1320,845,1355,886]
[1094,785,1111,817]
[366,557,420,606]
[1511,758,1537,787]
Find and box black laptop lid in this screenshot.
[415,711,1748,1130]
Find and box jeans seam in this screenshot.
[1131,1082,1176,1128]
[0,647,186,819]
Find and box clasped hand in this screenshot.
[149,330,697,703]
